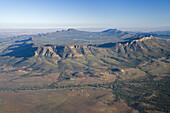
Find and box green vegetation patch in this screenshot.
[112,76,170,113]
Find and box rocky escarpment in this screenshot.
[34,45,92,58]
[32,35,169,60]
[0,35,169,84]
[97,35,170,58]
[1,35,169,71]
[98,35,154,47]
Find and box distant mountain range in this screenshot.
[7,28,134,45]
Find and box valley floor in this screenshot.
[0,87,139,113]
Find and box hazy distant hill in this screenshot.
[12,28,134,45]
[130,30,170,42]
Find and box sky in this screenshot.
[0,0,170,30]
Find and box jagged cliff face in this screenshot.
[32,36,169,59]
[98,36,169,58]
[35,45,91,58]
[0,35,169,76]
[2,35,169,61]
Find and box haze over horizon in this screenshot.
[0,0,170,31]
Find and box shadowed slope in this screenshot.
[2,43,38,59]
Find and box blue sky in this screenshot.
[0,0,170,29]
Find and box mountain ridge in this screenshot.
[1,35,169,70]
[0,34,169,113]
[28,28,134,45]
